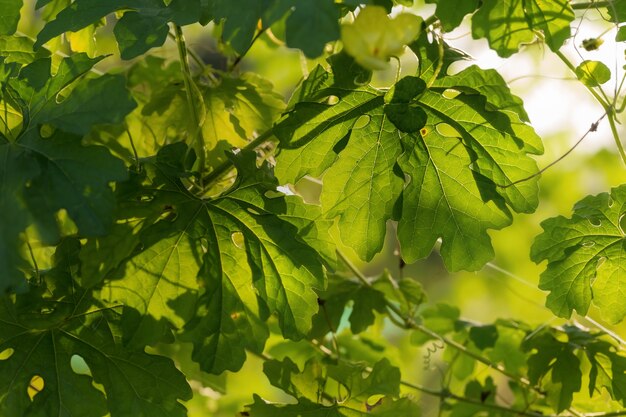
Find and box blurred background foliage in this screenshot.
[11,0,626,415]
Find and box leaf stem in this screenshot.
[168,31,205,69]
[25,234,40,283]
[126,127,141,171]
[336,249,589,417]
[554,50,626,165]
[571,1,612,10]
[201,127,275,187]
[174,24,206,176]
[498,112,607,188]
[230,27,268,72]
[401,380,553,417]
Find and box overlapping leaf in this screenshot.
[208,0,340,57]
[35,0,202,59]
[532,185,626,323]
[425,0,480,32]
[250,357,417,416]
[0,0,21,35]
[0,239,192,417]
[275,56,542,270]
[96,56,285,170]
[472,0,574,57]
[0,54,135,292]
[100,144,326,372]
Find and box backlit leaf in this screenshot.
[472,0,574,57]
[0,239,192,417]
[531,185,626,323]
[275,59,542,270]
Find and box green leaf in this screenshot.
[286,0,340,58]
[255,357,412,416]
[606,0,626,23]
[447,378,499,417]
[0,0,22,35]
[426,0,480,32]
[0,55,134,292]
[315,276,388,336]
[263,357,326,400]
[207,0,339,57]
[327,358,401,405]
[384,76,427,133]
[575,60,611,87]
[276,61,541,270]
[114,145,325,371]
[113,11,169,60]
[531,185,626,323]
[472,0,574,57]
[0,239,192,417]
[34,0,201,58]
[0,35,50,65]
[522,329,582,412]
[617,26,626,42]
[409,32,472,82]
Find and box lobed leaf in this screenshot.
[275,57,542,271]
[471,0,574,57]
[531,185,626,323]
[0,240,192,417]
[104,144,326,372]
[0,54,135,292]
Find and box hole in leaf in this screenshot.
[246,207,262,216]
[608,196,614,207]
[588,218,602,227]
[353,114,371,130]
[200,238,208,253]
[353,73,370,86]
[619,213,626,235]
[264,190,283,199]
[28,375,44,401]
[582,241,596,248]
[71,354,92,377]
[435,123,461,138]
[0,348,14,360]
[442,89,461,99]
[39,124,55,138]
[420,127,430,137]
[327,95,339,105]
[231,232,245,249]
[366,395,385,408]
[596,256,607,270]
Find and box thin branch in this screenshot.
[230,27,267,71]
[201,127,276,187]
[571,1,612,10]
[336,249,591,417]
[498,112,607,188]
[173,24,206,175]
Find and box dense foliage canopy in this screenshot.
[2,0,626,416]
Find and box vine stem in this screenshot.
[201,127,276,186]
[335,249,590,417]
[498,112,607,188]
[173,24,206,177]
[571,1,612,10]
[554,50,626,165]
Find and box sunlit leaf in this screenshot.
[575,60,611,87]
[276,59,542,270]
[472,0,574,57]
[0,239,192,417]
[532,185,626,323]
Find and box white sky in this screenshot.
[440,8,626,153]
